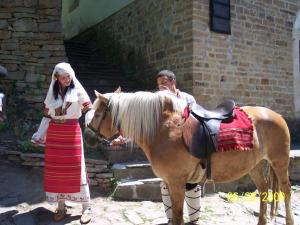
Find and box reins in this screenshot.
[87,101,120,145]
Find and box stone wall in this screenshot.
[74,0,195,91]
[192,0,300,117]
[1,149,299,194]
[74,0,300,118]
[0,150,113,192]
[0,0,67,109]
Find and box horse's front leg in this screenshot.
[167,181,185,225]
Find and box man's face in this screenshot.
[157,75,175,91]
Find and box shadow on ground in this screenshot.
[0,158,109,208]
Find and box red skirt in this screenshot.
[44,119,82,193]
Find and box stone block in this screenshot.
[31,51,52,59]
[87,166,107,173]
[8,155,21,162]
[0,20,8,29]
[37,8,59,16]
[38,0,61,9]
[112,162,156,180]
[39,22,62,33]
[88,172,95,178]
[8,71,25,80]
[85,158,109,165]
[13,18,37,32]
[102,145,147,163]
[24,0,38,7]
[96,173,113,179]
[0,30,11,39]
[22,161,44,167]
[89,179,98,186]
[20,154,41,161]
[25,73,46,83]
[113,178,162,201]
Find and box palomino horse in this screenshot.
[84,90,294,225]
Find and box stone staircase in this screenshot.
[100,143,163,201]
[64,41,139,101]
[64,41,162,201]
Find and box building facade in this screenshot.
[70,0,300,119]
[1,0,300,120]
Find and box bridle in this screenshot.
[87,102,120,145]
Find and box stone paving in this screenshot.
[0,159,299,225]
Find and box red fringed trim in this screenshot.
[82,101,92,113]
[217,106,254,152]
[182,105,190,120]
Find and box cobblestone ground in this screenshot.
[0,159,299,225]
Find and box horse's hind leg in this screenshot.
[249,160,269,225]
[269,161,294,225]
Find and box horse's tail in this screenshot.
[269,165,279,218]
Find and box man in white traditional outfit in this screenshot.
[156,70,201,225]
[34,62,92,224]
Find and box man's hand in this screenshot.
[111,135,126,146]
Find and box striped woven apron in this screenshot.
[44,119,82,193]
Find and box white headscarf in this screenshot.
[44,62,86,111]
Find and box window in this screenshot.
[210,0,231,34]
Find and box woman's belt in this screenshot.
[51,118,78,124]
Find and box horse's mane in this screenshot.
[104,91,184,143]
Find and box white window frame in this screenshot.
[293,10,300,118]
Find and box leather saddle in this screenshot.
[191,99,235,120]
[183,99,236,178]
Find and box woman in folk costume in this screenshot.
[43,62,92,224]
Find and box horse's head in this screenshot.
[84,89,120,147]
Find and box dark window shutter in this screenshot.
[210,0,231,34]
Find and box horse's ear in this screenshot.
[94,90,108,103]
[163,96,175,112]
[115,86,121,93]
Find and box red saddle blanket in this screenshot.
[217,107,253,151]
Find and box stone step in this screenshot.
[113,178,162,202]
[112,176,257,202]
[100,144,148,163]
[112,162,156,180]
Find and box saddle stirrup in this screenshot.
[185,184,201,224]
[160,182,172,224]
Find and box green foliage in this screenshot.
[109,177,120,197]
[18,140,44,153]
[0,122,8,133]
[0,80,41,141]
[110,177,119,189]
